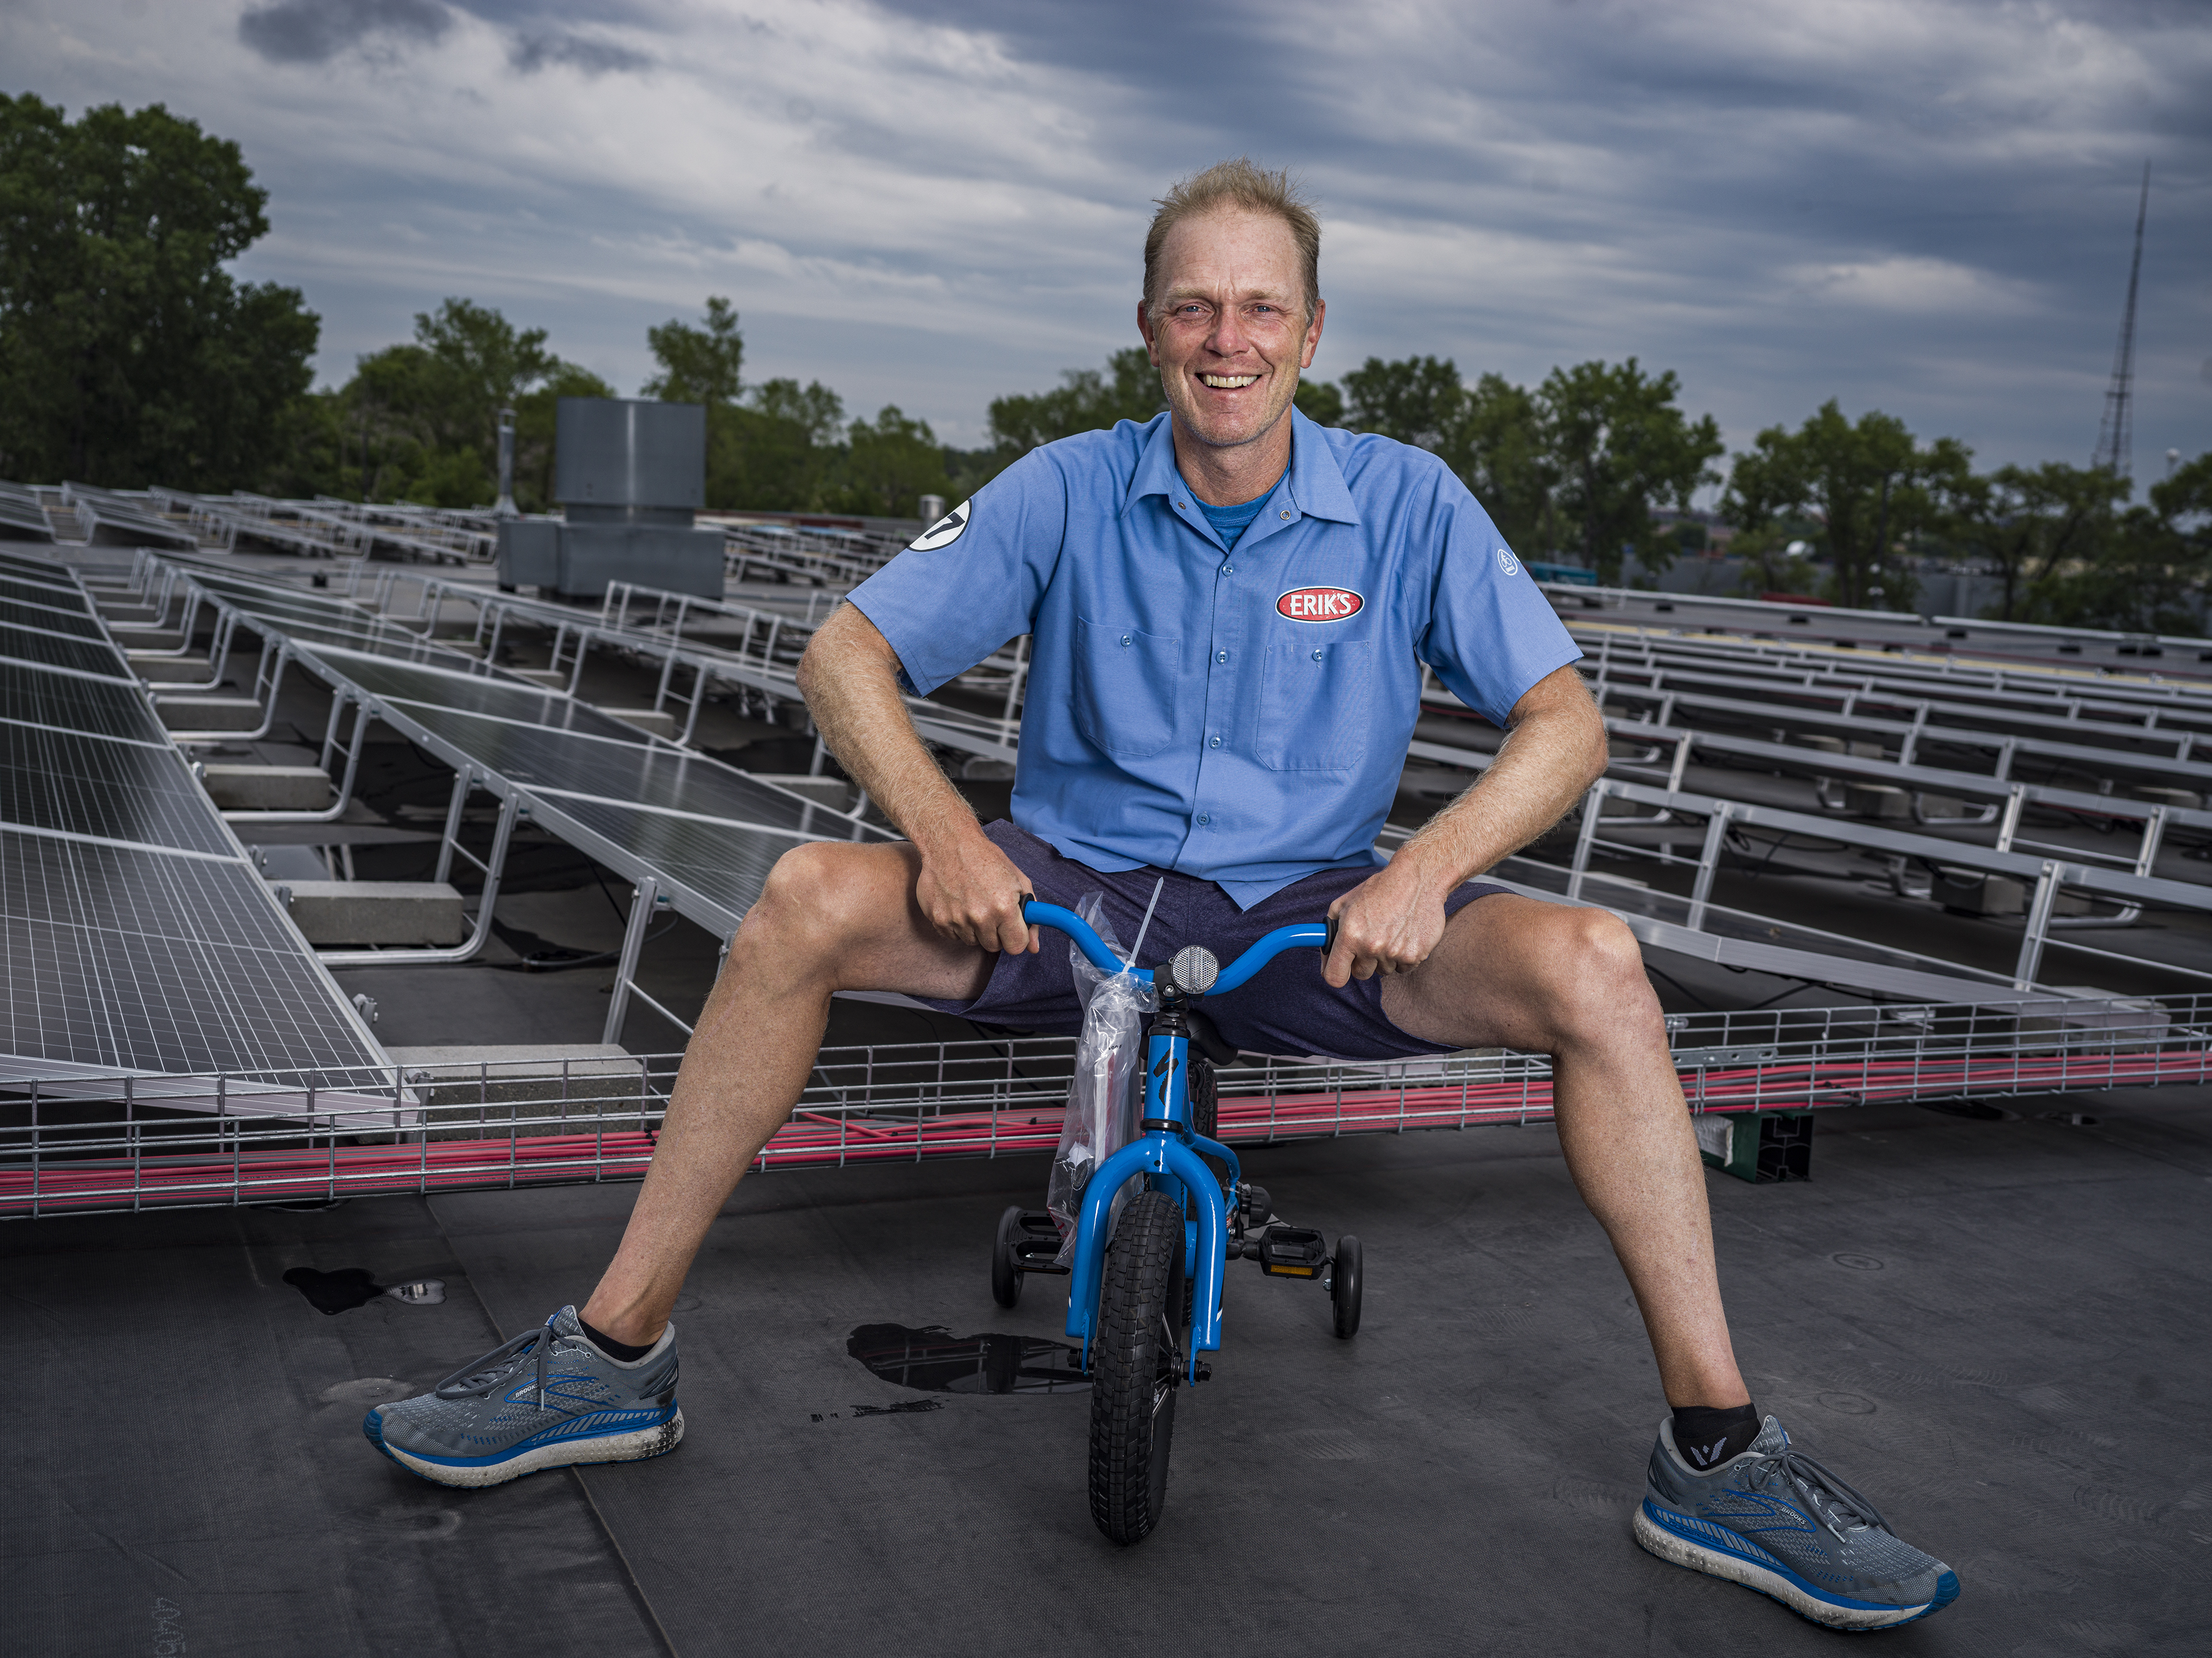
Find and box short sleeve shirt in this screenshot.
[847,407,1582,907]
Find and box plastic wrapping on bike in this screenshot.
[1045,892,1156,1268]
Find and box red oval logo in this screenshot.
[1276,586,1364,623]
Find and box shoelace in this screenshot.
[1746,1446,1892,1544]
[432,1313,566,1410]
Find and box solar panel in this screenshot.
[0,596,106,639]
[0,576,95,613]
[0,556,387,1083]
[0,832,380,1075]
[0,721,235,855]
[0,616,133,678]
[0,550,70,581]
[0,661,163,742]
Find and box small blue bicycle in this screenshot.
[989,900,1363,1544]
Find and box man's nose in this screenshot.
[1205,306,1250,356]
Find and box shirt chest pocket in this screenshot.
[1072,617,1183,759]
[1255,636,1374,771]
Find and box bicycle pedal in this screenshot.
[1254,1224,1328,1279]
[1008,1209,1071,1273]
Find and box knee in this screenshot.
[735,842,866,962]
[1529,908,1660,1040]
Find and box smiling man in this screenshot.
[364,160,1957,1632]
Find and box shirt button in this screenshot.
[1120,634,1131,646]
[1215,650,1228,663]
[1222,564,1234,576]
[1209,735,1222,748]
[1175,499,1187,509]
[1279,509,1293,521]
[1312,648,1324,661]
[1197,814,1211,826]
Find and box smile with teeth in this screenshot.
[1199,374,1260,389]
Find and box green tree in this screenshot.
[988,347,1163,452]
[1723,401,1971,610]
[2021,452,2212,633]
[1953,462,2129,622]
[642,296,742,405]
[830,405,948,518]
[747,377,845,443]
[1292,378,1344,425]
[1341,355,1563,556]
[1457,372,1559,558]
[1540,359,1724,586]
[0,94,319,489]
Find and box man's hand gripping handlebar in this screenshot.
[1015,893,1338,996]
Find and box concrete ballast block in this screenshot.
[158,696,262,731]
[1844,782,1911,819]
[279,881,465,946]
[1939,868,2024,916]
[202,764,331,810]
[599,706,675,739]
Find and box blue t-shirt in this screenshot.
[849,408,1581,906]
[1193,487,1268,550]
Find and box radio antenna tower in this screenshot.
[2092,160,2151,479]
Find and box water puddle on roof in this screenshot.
[846,1322,1089,1395]
[283,1267,445,1314]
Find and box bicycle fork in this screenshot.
[1064,1007,1242,1383]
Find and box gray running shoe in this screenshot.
[364,1305,683,1488]
[1634,1415,1959,1630]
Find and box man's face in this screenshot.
[1139,207,1324,459]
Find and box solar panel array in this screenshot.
[144,559,898,943]
[0,547,385,1080]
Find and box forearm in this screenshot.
[1394,671,1607,893]
[796,606,981,857]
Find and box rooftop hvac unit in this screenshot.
[496,398,723,599]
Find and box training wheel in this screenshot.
[992,1204,1025,1308]
[1330,1235,1363,1338]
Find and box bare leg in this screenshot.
[1382,897,1750,1409]
[579,841,994,1346]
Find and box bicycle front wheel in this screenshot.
[1087,1188,1187,1544]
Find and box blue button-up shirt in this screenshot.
[847,408,1581,906]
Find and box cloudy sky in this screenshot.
[6,0,2210,485]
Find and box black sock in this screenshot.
[578,1315,653,1363]
[1672,1402,1760,1470]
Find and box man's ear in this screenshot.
[1136,299,1159,364]
[1300,297,1325,371]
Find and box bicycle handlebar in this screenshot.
[1020,898,1332,996]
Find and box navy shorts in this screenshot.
[913,820,1510,1061]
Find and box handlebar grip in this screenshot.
[1324,913,1339,959]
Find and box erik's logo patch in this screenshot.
[911,500,971,552]
[1496,546,1522,577]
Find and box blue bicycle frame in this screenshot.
[1022,900,1327,1382]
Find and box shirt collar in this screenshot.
[1121,406,1362,527]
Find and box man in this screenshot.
[366,160,1956,1631]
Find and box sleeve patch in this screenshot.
[910,498,971,551]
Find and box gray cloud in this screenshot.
[238,0,452,65]
[506,28,651,76]
[31,0,2208,468]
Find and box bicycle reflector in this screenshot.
[1169,945,1220,994]
[1257,1225,1329,1278]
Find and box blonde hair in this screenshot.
[1143,158,1321,323]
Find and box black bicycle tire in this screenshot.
[991,1205,1024,1308]
[1087,1188,1186,1544]
[1332,1234,1363,1339]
